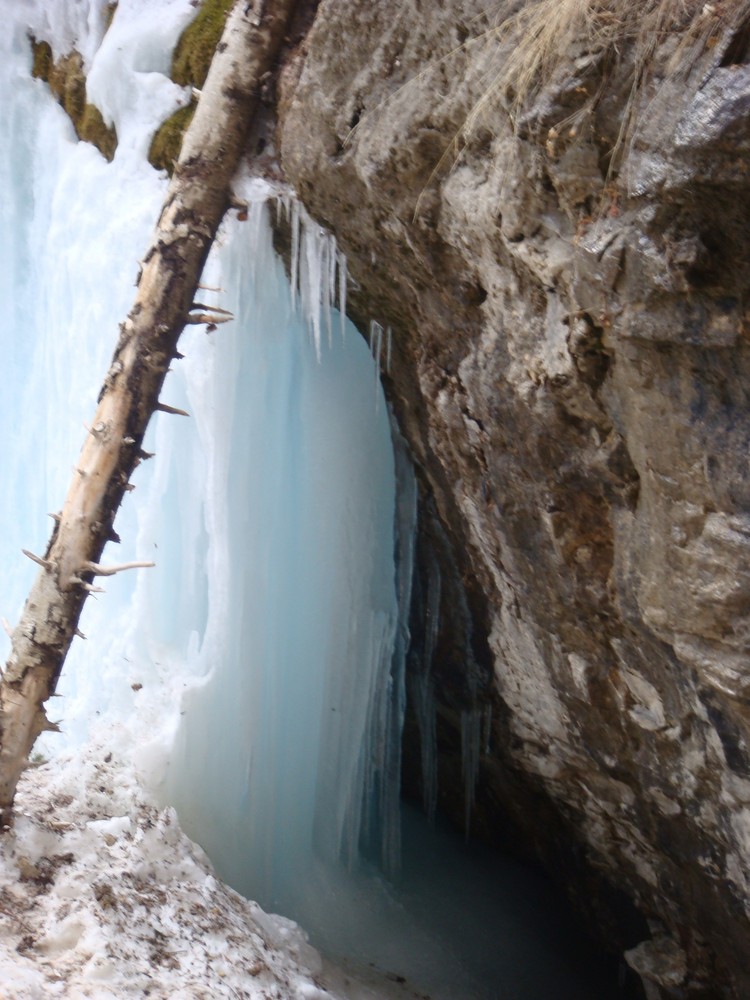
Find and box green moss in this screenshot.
[171,0,234,89]
[79,104,118,162]
[103,3,119,33]
[30,39,53,81]
[147,102,196,174]
[28,40,117,162]
[146,0,232,175]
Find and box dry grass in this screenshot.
[348,0,750,215]
[466,0,750,149]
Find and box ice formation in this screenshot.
[1,0,424,985]
[161,189,404,923]
[0,3,622,998]
[4,0,406,928]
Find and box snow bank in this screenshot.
[1,745,421,1000]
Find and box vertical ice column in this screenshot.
[379,419,418,874]
[163,196,405,931]
[411,555,441,822]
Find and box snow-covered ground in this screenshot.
[1,742,424,1000]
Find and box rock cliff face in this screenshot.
[277,2,750,996]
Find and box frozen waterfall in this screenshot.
[2,0,406,934]
[0,3,625,999]
[162,196,409,914]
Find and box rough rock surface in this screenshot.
[277,2,750,997]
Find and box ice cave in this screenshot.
[0,2,633,997]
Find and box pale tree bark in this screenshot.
[0,0,296,827]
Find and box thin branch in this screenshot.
[22,550,53,572]
[80,560,155,578]
[156,402,190,417]
[185,313,233,325]
[190,302,233,315]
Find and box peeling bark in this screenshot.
[0,0,296,827]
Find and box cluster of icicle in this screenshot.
[281,191,418,875]
[280,189,490,849]
[282,195,347,360]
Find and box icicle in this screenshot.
[326,234,337,348]
[424,559,441,672]
[328,235,337,303]
[356,420,418,875]
[379,423,417,873]
[386,325,392,374]
[392,417,418,635]
[413,673,438,822]
[298,223,327,360]
[247,200,265,287]
[461,706,483,840]
[285,198,353,363]
[330,608,398,871]
[483,703,492,753]
[424,560,441,818]
[318,230,331,349]
[314,417,417,880]
[275,192,288,226]
[290,198,301,313]
[338,250,347,342]
[370,321,383,411]
[410,555,441,823]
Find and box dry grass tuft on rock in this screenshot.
[387,0,750,214]
[469,0,750,139]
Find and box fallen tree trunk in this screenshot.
[0,0,296,827]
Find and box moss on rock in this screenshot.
[30,38,53,81]
[147,0,233,174]
[79,103,118,162]
[147,102,196,174]
[103,3,119,33]
[30,39,117,163]
[171,0,234,88]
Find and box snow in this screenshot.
[1,742,425,1000]
[12,0,110,68]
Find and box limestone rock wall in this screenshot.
[277,2,750,996]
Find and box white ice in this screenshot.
[0,2,406,995]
